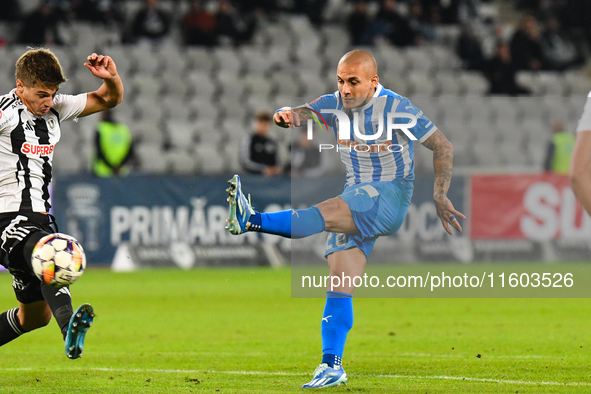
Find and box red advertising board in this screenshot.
[471,174,589,240]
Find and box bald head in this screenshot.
[336,50,379,109]
[338,50,378,77]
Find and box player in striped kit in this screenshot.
[226,49,464,388]
[0,48,123,359]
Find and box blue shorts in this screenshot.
[324,179,414,260]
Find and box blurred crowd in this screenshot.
[1,0,588,62]
[458,1,589,95]
[0,0,326,47]
[346,0,489,47]
[0,0,490,47]
[0,0,589,98]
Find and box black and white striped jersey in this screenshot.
[0,89,86,213]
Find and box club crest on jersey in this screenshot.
[47,117,57,130]
[21,142,55,157]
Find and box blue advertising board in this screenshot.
[52,174,466,266]
[52,175,291,265]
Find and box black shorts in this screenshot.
[0,212,58,304]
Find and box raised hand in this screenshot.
[84,53,118,80]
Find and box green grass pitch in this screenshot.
[0,266,590,393]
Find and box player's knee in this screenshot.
[19,308,52,331]
[20,315,51,331]
[37,311,52,328]
[318,198,351,230]
[318,198,344,222]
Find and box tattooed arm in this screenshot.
[273,106,315,128]
[422,129,466,235]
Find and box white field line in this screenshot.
[392,352,572,359]
[375,374,591,387]
[1,367,590,387]
[9,350,581,360]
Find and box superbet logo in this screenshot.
[0,110,3,120]
[21,142,55,157]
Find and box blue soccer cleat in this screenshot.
[301,363,348,389]
[225,175,256,235]
[65,303,94,359]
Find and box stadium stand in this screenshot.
[0,0,589,176]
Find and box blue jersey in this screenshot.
[305,83,437,185]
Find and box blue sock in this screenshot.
[321,291,353,368]
[247,207,325,238]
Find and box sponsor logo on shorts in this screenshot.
[12,277,25,291]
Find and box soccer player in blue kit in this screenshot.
[226,50,465,388]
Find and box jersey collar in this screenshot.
[9,88,23,107]
[349,83,383,113]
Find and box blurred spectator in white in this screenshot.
[510,15,543,71]
[486,42,530,96]
[285,129,331,178]
[131,0,171,44]
[540,17,582,71]
[347,1,373,46]
[182,0,218,46]
[456,23,485,71]
[544,118,575,174]
[240,111,282,177]
[18,2,64,46]
[481,23,506,59]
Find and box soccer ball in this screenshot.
[31,233,86,288]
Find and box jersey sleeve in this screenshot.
[304,93,338,112]
[0,110,6,134]
[395,97,438,143]
[0,96,19,135]
[52,93,87,122]
[303,93,339,128]
[576,91,591,133]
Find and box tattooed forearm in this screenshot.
[422,130,454,200]
[292,107,315,122]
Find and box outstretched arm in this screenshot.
[273,107,316,128]
[79,53,124,117]
[422,129,466,235]
[570,130,591,215]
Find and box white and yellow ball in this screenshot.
[31,233,86,287]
